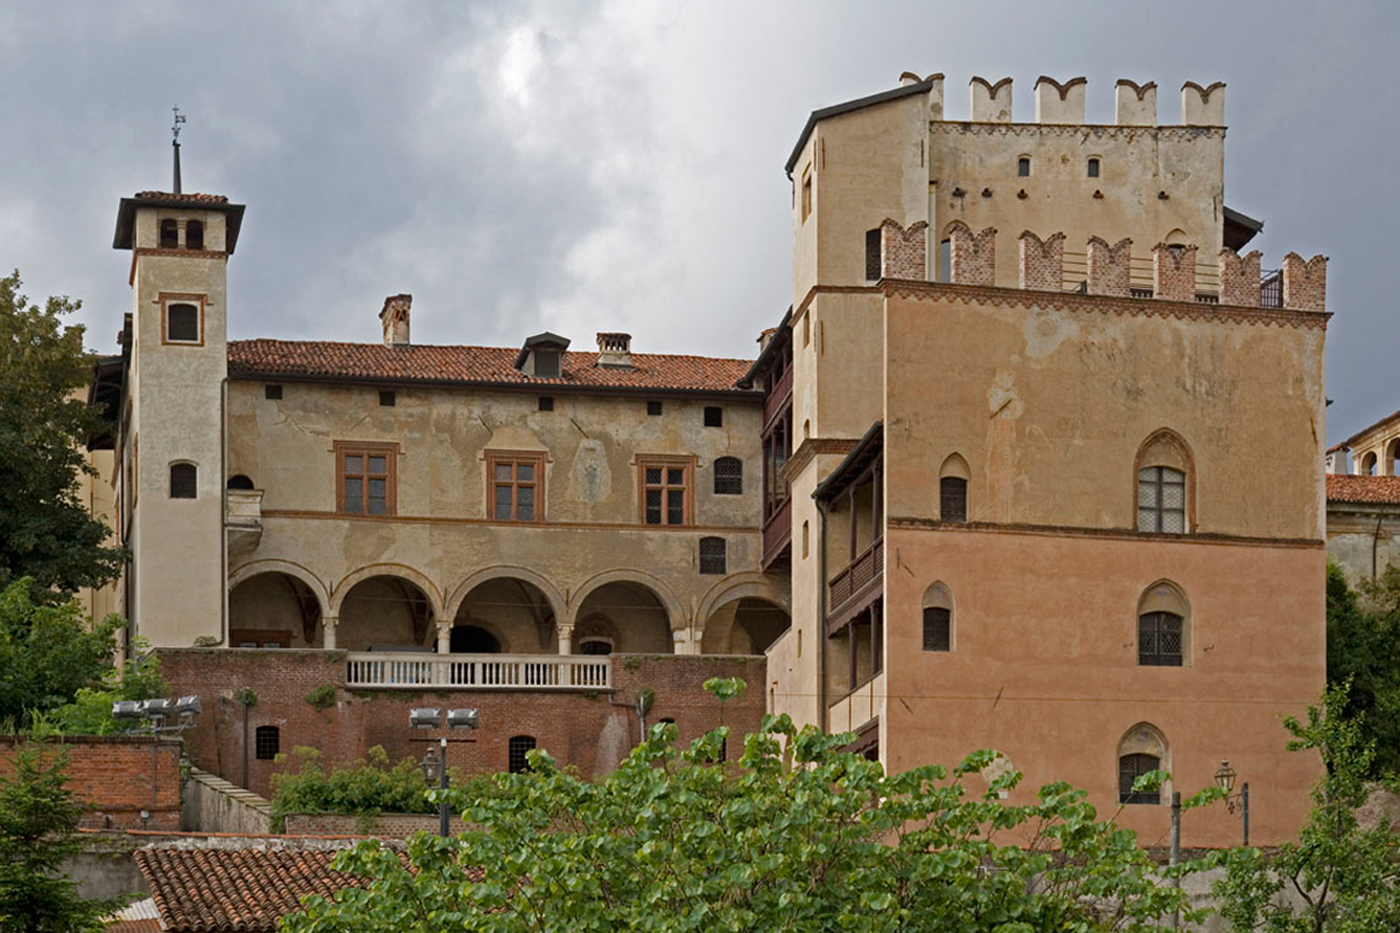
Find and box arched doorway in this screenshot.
[228,571,324,647]
[702,597,791,654]
[336,575,434,651]
[573,581,672,654]
[451,577,556,654]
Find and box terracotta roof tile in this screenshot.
[134,190,230,204]
[1327,474,1400,505]
[229,339,756,394]
[134,845,441,931]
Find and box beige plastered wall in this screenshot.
[126,208,229,647]
[878,289,1326,845]
[1326,504,1400,585]
[225,380,788,652]
[73,448,121,624]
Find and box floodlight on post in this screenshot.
[409,708,442,730]
[175,695,202,718]
[446,708,479,731]
[407,708,481,837]
[141,699,173,723]
[111,700,143,721]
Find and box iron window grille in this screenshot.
[1138,466,1186,532]
[1138,611,1184,666]
[1119,753,1161,804]
[714,457,743,495]
[699,537,727,575]
[922,607,951,652]
[508,735,536,773]
[254,726,280,761]
[640,458,691,526]
[940,477,967,522]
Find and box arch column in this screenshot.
[672,625,700,655]
[322,614,339,651]
[556,622,575,655]
[436,620,451,655]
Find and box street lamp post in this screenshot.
[410,707,480,838]
[1213,759,1250,846]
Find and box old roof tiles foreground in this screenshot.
[228,339,756,394]
[1326,474,1400,505]
[133,844,473,931]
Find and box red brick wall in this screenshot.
[1282,252,1327,311]
[949,223,996,286]
[0,736,181,831]
[1153,242,1197,301]
[1218,248,1262,306]
[156,649,766,798]
[879,219,927,280]
[1087,236,1132,297]
[1018,231,1065,291]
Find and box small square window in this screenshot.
[254,726,280,761]
[1087,158,1101,178]
[647,400,663,416]
[264,384,283,400]
[1017,157,1031,177]
[538,396,554,412]
[703,407,723,427]
[379,390,396,407]
[166,302,200,343]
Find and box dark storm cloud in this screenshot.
[2,0,1395,444]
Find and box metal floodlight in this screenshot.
[174,695,202,717]
[111,700,144,721]
[446,708,480,731]
[409,708,442,730]
[141,698,173,721]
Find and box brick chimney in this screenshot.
[379,294,411,347]
[596,332,633,369]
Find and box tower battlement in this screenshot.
[901,72,1226,127]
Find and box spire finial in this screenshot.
[170,106,186,194]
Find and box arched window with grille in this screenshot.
[508,735,536,773]
[938,453,969,522]
[1138,581,1189,667]
[169,462,197,499]
[1135,430,1193,533]
[1117,723,1168,804]
[921,581,953,652]
[713,457,743,495]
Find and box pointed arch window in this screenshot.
[921,582,953,652]
[1138,581,1189,667]
[1135,430,1193,533]
[939,453,970,523]
[1117,723,1168,805]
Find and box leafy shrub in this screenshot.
[44,648,168,735]
[304,684,336,711]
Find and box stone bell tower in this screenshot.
[111,120,245,647]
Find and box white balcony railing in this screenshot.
[345,653,611,690]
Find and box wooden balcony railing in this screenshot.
[761,496,792,569]
[828,537,883,612]
[345,653,611,690]
[764,365,793,426]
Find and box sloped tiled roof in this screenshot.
[228,339,756,394]
[1326,474,1400,505]
[134,846,419,931]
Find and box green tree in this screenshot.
[1211,682,1400,932]
[284,685,1216,932]
[43,648,168,735]
[0,740,118,932]
[0,271,124,599]
[1326,561,1400,776]
[0,580,122,728]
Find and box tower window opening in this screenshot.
[1017,157,1031,177]
[1087,158,1101,178]
[186,219,204,250]
[166,303,200,343]
[159,219,178,249]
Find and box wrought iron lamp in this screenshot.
[1213,759,1250,845]
[409,708,480,837]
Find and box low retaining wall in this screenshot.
[182,767,273,835]
[0,735,180,830]
[282,812,470,837]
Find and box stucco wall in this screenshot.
[182,767,274,835]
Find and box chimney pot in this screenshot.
[379,294,411,347]
[596,332,633,369]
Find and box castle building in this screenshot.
[1323,413,1400,583]
[85,73,1330,844]
[749,73,1328,846]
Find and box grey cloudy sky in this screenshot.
[3,1,1395,445]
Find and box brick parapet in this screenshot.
[1018,231,1065,291]
[948,222,996,286]
[0,736,181,831]
[1087,237,1132,297]
[1219,249,1263,306]
[879,219,928,280]
[1282,253,1328,311]
[1153,243,1198,301]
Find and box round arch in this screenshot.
[330,563,443,619]
[443,565,566,628]
[694,573,790,636]
[570,569,686,632]
[229,559,330,617]
[1136,579,1191,667]
[1387,438,1400,476]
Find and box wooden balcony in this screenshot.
[761,497,792,569]
[828,537,883,613]
[763,365,793,427]
[345,653,611,690]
